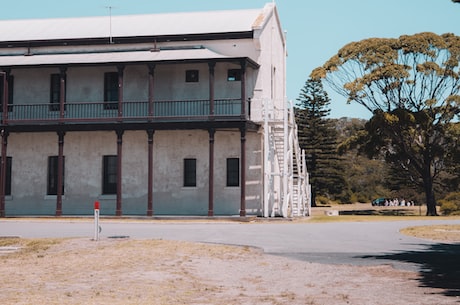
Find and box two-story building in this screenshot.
[0,3,310,217]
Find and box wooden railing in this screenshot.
[1,98,249,125]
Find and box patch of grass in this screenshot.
[0,238,61,257]
[307,215,435,223]
[400,225,460,243]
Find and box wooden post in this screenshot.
[116,129,123,216]
[240,127,246,216]
[208,128,215,216]
[56,131,65,216]
[146,129,154,216]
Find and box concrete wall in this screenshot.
[10,61,255,105]
[4,129,262,216]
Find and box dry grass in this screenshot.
[0,237,454,305]
[400,224,460,243]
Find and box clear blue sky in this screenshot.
[1,0,459,119]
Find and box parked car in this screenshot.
[372,198,386,206]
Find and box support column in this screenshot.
[56,131,65,216]
[117,65,124,121]
[116,129,124,216]
[240,60,247,118]
[208,128,215,216]
[59,67,67,122]
[0,130,8,217]
[208,61,215,118]
[148,64,155,118]
[1,70,10,122]
[146,129,155,216]
[240,127,246,216]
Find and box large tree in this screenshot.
[296,78,347,206]
[311,32,460,215]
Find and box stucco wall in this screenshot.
[4,129,262,216]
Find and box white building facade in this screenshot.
[0,4,310,217]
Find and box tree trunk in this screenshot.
[424,178,438,216]
[311,189,317,207]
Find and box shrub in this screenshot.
[439,192,460,215]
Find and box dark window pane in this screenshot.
[185,70,199,82]
[184,158,196,187]
[227,69,241,81]
[104,72,119,109]
[0,75,14,112]
[103,155,117,194]
[1,156,12,196]
[49,74,61,111]
[47,156,65,195]
[226,158,239,187]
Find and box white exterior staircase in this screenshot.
[262,99,311,217]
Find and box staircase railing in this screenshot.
[262,98,311,217]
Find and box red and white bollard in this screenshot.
[94,201,100,241]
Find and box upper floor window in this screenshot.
[185,70,199,83]
[227,69,241,81]
[49,74,65,111]
[104,72,119,109]
[0,74,14,112]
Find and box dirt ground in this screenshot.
[0,236,457,305]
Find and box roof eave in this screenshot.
[0,31,254,49]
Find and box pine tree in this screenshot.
[296,78,347,205]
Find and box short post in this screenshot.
[94,201,100,241]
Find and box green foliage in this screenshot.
[439,192,460,215]
[296,78,347,205]
[312,32,460,215]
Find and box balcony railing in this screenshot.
[1,98,249,125]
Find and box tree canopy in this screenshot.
[311,32,460,215]
[296,78,347,205]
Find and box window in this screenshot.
[49,74,66,111]
[103,155,117,194]
[184,158,196,187]
[185,70,199,82]
[226,158,239,187]
[0,156,12,196]
[47,156,64,195]
[227,69,241,81]
[104,72,119,109]
[0,74,14,112]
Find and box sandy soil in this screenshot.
[0,237,457,305]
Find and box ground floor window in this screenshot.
[47,156,64,195]
[103,155,118,194]
[226,158,239,187]
[1,156,12,196]
[184,158,196,187]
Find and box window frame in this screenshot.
[227,69,242,82]
[49,73,65,111]
[185,70,199,83]
[226,158,240,187]
[0,156,12,196]
[102,155,118,195]
[0,74,14,112]
[104,72,119,110]
[183,158,197,187]
[47,156,65,196]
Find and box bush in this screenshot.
[316,195,331,206]
[439,192,460,215]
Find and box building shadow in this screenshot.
[360,243,460,298]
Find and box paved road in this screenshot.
[1,218,459,271]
